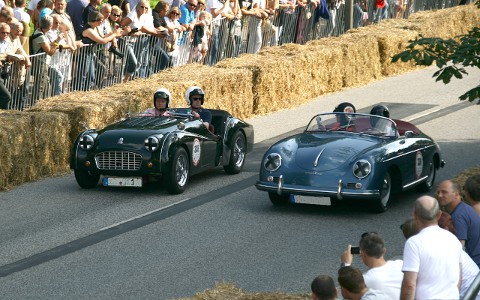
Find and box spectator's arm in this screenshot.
[120,17,133,27]
[83,28,119,45]
[124,3,131,14]
[340,245,353,265]
[210,0,230,18]
[400,271,417,300]
[39,41,57,56]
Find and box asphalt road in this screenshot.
[0,66,479,299]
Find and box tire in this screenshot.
[416,160,436,193]
[269,192,290,205]
[165,147,189,194]
[372,172,392,213]
[223,131,246,175]
[74,169,100,189]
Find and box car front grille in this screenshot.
[95,151,142,171]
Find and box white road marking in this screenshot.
[99,198,191,231]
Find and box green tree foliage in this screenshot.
[392,1,480,104]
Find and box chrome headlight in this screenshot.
[353,160,371,179]
[79,134,95,150]
[264,153,282,172]
[144,135,163,152]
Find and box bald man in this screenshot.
[400,196,462,300]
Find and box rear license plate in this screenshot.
[292,195,331,206]
[103,177,143,187]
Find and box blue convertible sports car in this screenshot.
[255,112,445,212]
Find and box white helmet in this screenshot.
[185,86,205,106]
[153,88,172,108]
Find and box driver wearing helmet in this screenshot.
[332,102,356,130]
[144,88,172,116]
[185,86,212,129]
[369,104,396,136]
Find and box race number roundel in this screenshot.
[192,138,201,167]
[415,151,423,179]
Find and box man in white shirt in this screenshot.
[340,233,403,299]
[400,195,463,300]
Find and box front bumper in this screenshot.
[255,175,380,200]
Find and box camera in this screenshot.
[108,45,124,58]
[350,246,360,255]
[0,60,11,80]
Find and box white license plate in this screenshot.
[103,177,143,187]
[292,195,331,206]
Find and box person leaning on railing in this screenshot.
[120,0,169,80]
[9,21,31,109]
[80,11,122,91]
[30,15,60,101]
[0,22,12,109]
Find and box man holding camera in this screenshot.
[340,232,403,299]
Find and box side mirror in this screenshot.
[404,131,415,138]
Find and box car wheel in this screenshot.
[372,172,391,213]
[74,170,100,189]
[223,131,246,175]
[269,192,290,205]
[416,160,436,193]
[165,147,189,194]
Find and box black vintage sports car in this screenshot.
[71,109,254,194]
[255,112,445,212]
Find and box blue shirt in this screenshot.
[451,201,480,267]
[179,3,195,26]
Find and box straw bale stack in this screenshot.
[29,64,254,140]
[408,4,480,38]
[307,33,383,87]
[147,64,255,119]
[347,20,421,76]
[216,41,347,115]
[0,111,70,191]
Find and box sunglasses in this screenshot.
[171,12,179,15]
[112,13,121,17]
[188,2,197,7]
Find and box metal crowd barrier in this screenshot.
[3,0,470,111]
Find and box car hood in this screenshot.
[94,117,182,147]
[274,133,381,171]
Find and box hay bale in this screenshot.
[349,21,422,76]
[309,33,383,88]
[148,64,255,119]
[0,111,70,191]
[217,42,346,115]
[408,4,480,38]
[175,282,310,300]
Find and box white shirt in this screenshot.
[460,250,480,299]
[13,7,31,24]
[363,260,403,300]
[402,225,462,300]
[27,0,41,11]
[205,0,223,21]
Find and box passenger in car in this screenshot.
[332,102,356,131]
[185,85,213,131]
[144,87,172,116]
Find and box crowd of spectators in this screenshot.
[0,0,472,110]
[310,173,480,300]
